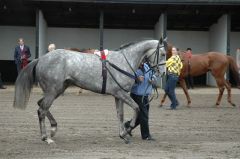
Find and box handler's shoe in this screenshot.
[143,135,155,141]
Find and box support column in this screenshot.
[99,10,104,51]
[35,9,39,59]
[208,14,230,86]
[36,9,47,58]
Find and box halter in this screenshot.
[100,39,167,94]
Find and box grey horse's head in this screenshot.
[144,38,167,77]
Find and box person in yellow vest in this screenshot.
[165,46,183,110]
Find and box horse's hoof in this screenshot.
[120,135,130,144]
[45,138,55,144]
[50,127,57,137]
[231,103,236,107]
[159,104,163,107]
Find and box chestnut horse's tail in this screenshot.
[13,59,39,109]
[227,56,240,88]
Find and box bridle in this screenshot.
[100,39,167,94]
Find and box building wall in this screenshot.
[168,30,209,53]
[0,26,36,60]
[47,27,154,51]
[0,25,239,83]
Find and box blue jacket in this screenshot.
[131,63,155,96]
[14,45,31,64]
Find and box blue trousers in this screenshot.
[165,74,179,109]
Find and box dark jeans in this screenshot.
[130,93,150,139]
[165,74,179,109]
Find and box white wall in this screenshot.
[167,31,209,53]
[47,28,99,50]
[0,26,35,60]
[1,25,238,64]
[47,27,154,51]
[104,29,154,49]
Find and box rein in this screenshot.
[100,39,166,94]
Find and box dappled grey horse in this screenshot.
[13,39,166,144]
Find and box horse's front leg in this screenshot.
[159,93,167,107]
[37,96,56,144]
[46,111,58,137]
[114,91,139,143]
[216,87,224,107]
[179,79,191,107]
[115,98,130,143]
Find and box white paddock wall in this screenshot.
[47,27,154,51]
[0,25,239,61]
[0,26,36,60]
[0,26,211,60]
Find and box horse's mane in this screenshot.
[114,38,155,51]
[65,48,95,53]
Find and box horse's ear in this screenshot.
[159,37,163,44]
[163,37,168,43]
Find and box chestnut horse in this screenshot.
[160,44,240,107]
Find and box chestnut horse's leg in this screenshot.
[216,87,225,107]
[224,80,236,106]
[215,76,225,107]
[179,79,191,107]
[159,93,167,107]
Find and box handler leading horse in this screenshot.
[13,39,166,144]
[160,44,240,107]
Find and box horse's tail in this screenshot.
[227,56,240,88]
[13,59,39,109]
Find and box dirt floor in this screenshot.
[0,86,240,159]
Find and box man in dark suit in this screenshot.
[14,38,31,74]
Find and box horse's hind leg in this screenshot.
[38,98,58,138]
[37,95,56,144]
[224,80,236,107]
[215,78,225,107]
[159,93,167,107]
[46,111,58,137]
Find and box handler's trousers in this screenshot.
[130,93,150,139]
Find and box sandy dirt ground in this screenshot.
[0,86,240,159]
